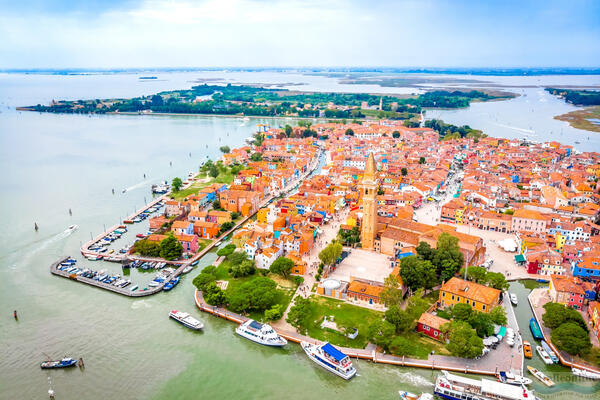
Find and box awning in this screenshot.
[514,254,526,263]
[496,326,507,340]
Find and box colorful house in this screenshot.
[548,274,585,309]
[571,255,600,280]
[588,301,600,342]
[171,221,194,236]
[194,221,220,239]
[174,234,199,253]
[439,277,501,313]
[417,312,449,342]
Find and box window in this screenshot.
[482,305,486,311]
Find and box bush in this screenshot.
[193,273,216,291]
[315,273,321,281]
[293,276,305,286]
[202,265,217,275]
[230,259,256,278]
[216,244,236,257]
[203,282,227,306]
[219,221,235,235]
[227,251,248,266]
[230,212,241,220]
[264,305,283,321]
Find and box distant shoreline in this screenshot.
[554,106,600,134]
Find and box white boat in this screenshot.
[169,310,204,330]
[536,346,554,365]
[66,224,78,232]
[510,293,518,305]
[435,370,538,400]
[182,265,193,274]
[129,285,138,292]
[541,340,559,363]
[87,255,101,261]
[236,319,287,347]
[527,365,555,386]
[497,371,532,386]
[301,341,356,380]
[398,391,434,400]
[572,367,600,380]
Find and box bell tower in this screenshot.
[360,152,377,250]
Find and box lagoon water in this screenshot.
[0,71,598,399]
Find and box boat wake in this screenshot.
[491,122,536,134]
[131,300,153,310]
[393,371,434,387]
[123,180,151,193]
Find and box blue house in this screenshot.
[571,258,600,280]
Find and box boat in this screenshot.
[510,293,518,305]
[169,310,204,330]
[236,319,288,347]
[497,371,532,386]
[40,358,77,369]
[66,224,78,232]
[527,365,555,386]
[541,340,559,363]
[529,318,544,340]
[87,255,102,261]
[435,370,537,400]
[523,341,533,358]
[129,285,138,292]
[182,266,193,274]
[163,276,180,291]
[572,367,600,380]
[301,341,356,380]
[536,346,554,365]
[398,391,434,400]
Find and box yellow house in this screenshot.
[455,208,465,225]
[555,232,566,252]
[439,277,501,313]
[256,208,268,224]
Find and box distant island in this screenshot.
[546,88,600,133]
[18,84,515,121]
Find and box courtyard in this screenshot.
[327,248,393,284]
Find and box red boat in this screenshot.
[136,233,146,238]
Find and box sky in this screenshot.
[0,0,599,69]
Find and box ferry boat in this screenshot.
[301,341,356,380]
[398,391,434,400]
[541,340,559,363]
[523,341,533,358]
[434,370,538,400]
[529,318,544,340]
[527,365,555,386]
[497,371,532,386]
[572,367,600,380]
[236,319,287,347]
[510,293,518,305]
[536,346,554,365]
[40,358,77,369]
[169,310,204,330]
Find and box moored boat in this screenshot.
[529,318,543,340]
[301,341,356,380]
[236,319,287,347]
[510,293,518,305]
[182,266,193,274]
[398,391,434,400]
[572,367,600,380]
[129,285,138,292]
[497,371,532,386]
[435,370,538,400]
[523,340,533,358]
[527,365,555,386]
[40,358,77,369]
[536,346,553,365]
[541,340,559,363]
[169,310,204,330]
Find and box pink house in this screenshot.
[174,234,199,253]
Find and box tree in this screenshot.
[284,124,293,137]
[380,275,404,307]
[216,244,236,257]
[264,304,283,321]
[345,128,354,136]
[338,226,360,246]
[419,157,426,164]
[459,266,487,283]
[159,235,183,260]
[230,211,241,220]
[227,251,248,266]
[385,305,414,334]
[399,256,437,292]
[443,320,484,358]
[230,259,255,278]
[151,94,164,107]
[219,221,235,234]
[172,177,183,192]
[542,302,588,331]
[133,239,161,257]
[489,305,507,325]
[219,145,231,154]
[392,131,400,138]
[203,282,227,306]
[212,199,223,210]
[401,167,407,176]
[406,289,430,319]
[270,257,294,278]
[485,272,509,291]
[468,311,495,338]
[551,322,592,356]
[287,297,312,329]
[416,241,435,261]
[209,164,219,178]
[389,336,419,357]
[250,152,263,162]
[318,242,342,267]
[452,303,474,321]
[227,277,279,313]
[432,233,464,281]
[367,320,395,351]
[193,272,216,291]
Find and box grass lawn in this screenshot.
[395,332,452,359]
[302,296,383,349]
[170,170,236,201]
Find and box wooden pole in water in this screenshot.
[35,222,39,231]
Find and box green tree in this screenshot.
[401,167,407,176]
[389,336,419,356]
[432,233,464,281]
[284,124,293,137]
[159,235,183,260]
[459,266,487,283]
[551,322,592,356]
[318,242,342,267]
[219,145,231,154]
[216,244,236,257]
[345,128,354,136]
[193,272,216,291]
[443,320,484,358]
[227,251,248,266]
[419,157,426,164]
[203,282,227,306]
[468,311,495,337]
[367,320,396,351]
[416,241,435,261]
[485,272,509,291]
[270,257,294,278]
[264,304,283,321]
[230,259,255,278]
[172,177,183,192]
[250,152,263,162]
[133,239,161,257]
[489,305,508,325]
[209,164,219,178]
[227,277,279,313]
[287,297,312,329]
[380,275,404,307]
[230,211,241,220]
[452,303,474,321]
[219,221,235,234]
[338,226,360,246]
[385,305,414,334]
[399,256,437,292]
[406,288,431,319]
[542,302,588,331]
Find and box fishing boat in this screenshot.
[527,365,555,386]
[236,320,288,347]
[301,341,356,380]
[398,391,434,400]
[435,370,537,400]
[169,310,204,330]
[510,293,518,305]
[572,367,600,380]
[497,371,532,386]
[536,346,554,365]
[529,318,544,340]
[541,340,559,363]
[523,341,533,358]
[40,358,77,369]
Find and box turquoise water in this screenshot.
[0,72,598,399]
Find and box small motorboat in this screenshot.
[182,266,193,274]
[510,293,518,305]
[529,318,544,340]
[169,310,204,330]
[66,224,78,233]
[536,346,554,365]
[40,358,77,369]
[398,391,434,400]
[523,341,533,358]
[541,340,559,363]
[572,367,600,380]
[497,371,532,386]
[129,285,138,292]
[527,365,555,386]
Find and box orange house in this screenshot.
[194,221,220,239]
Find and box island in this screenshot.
[545,88,600,133]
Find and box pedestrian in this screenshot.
[13,310,18,320]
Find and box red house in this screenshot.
[174,234,199,253]
[417,312,449,342]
